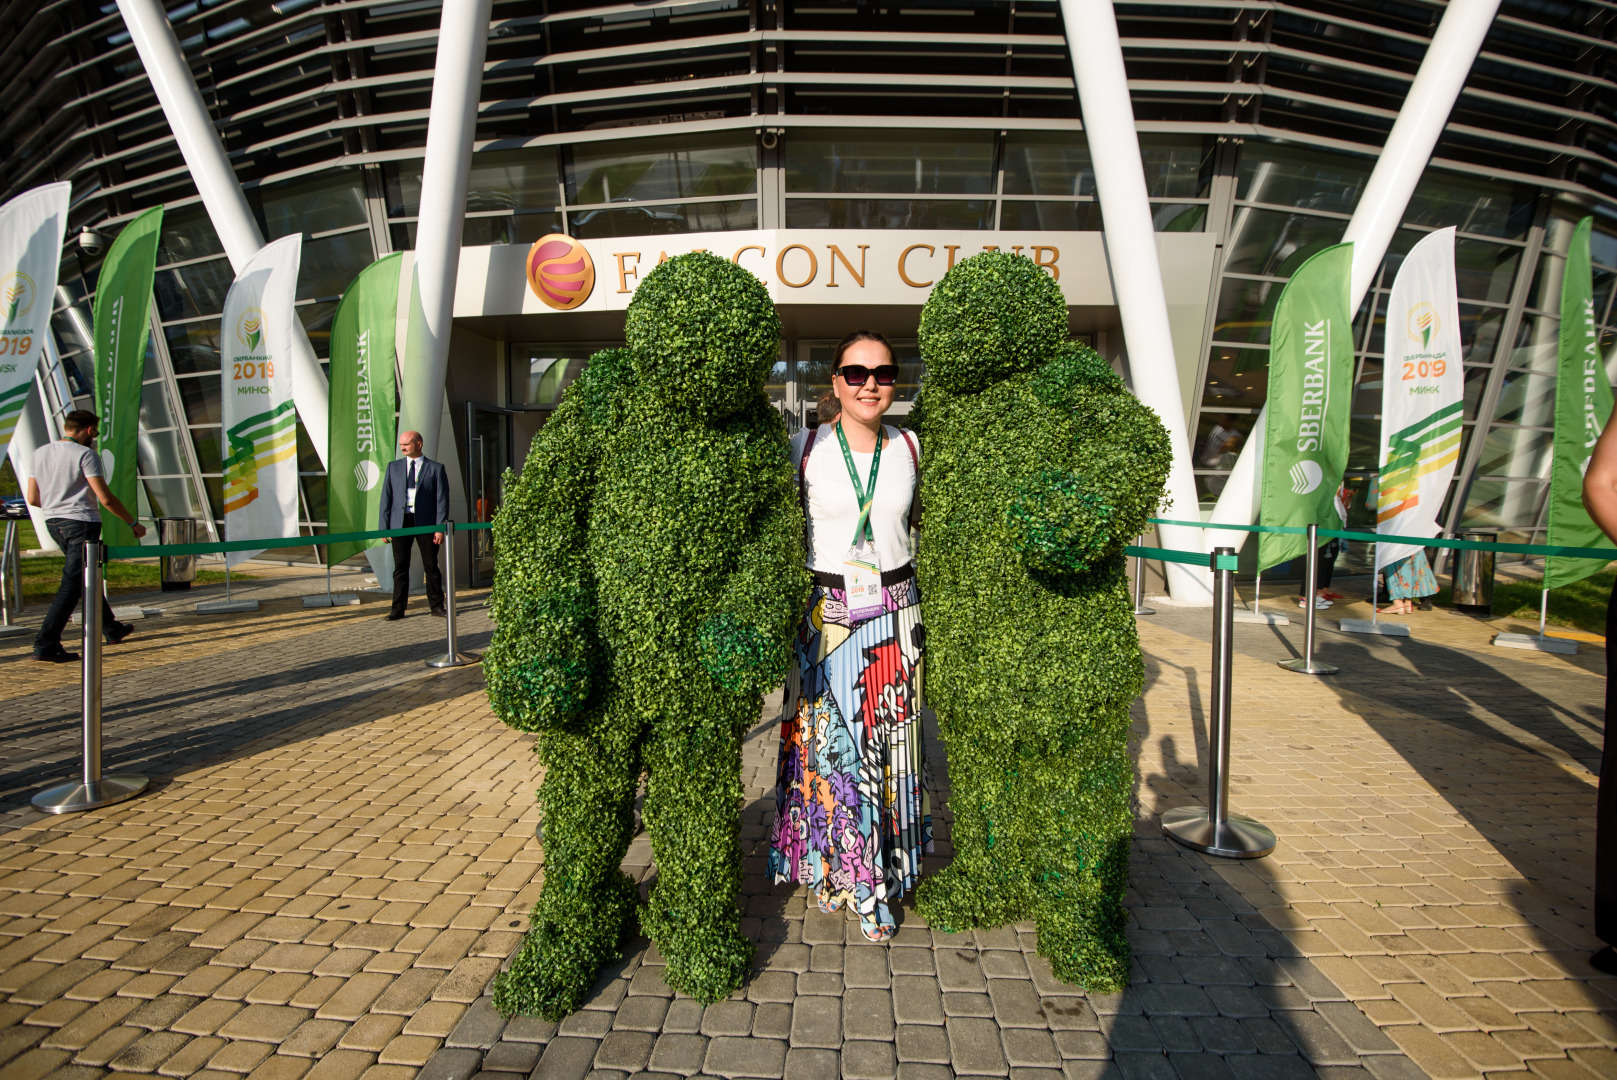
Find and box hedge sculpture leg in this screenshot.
[640,715,753,1003]
[493,710,645,1020]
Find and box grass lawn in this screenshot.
[4,517,38,551]
[13,554,244,602]
[1434,568,1612,637]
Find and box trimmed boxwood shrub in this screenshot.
[911,252,1171,992]
[484,252,811,1017]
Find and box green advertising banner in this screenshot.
[326,253,401,566]
[1258,242,1355,572]
[93,206,163,550]
[1544,217,1615,590]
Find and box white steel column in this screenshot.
[1060,0,1209,604]
[115,0,331,468]
[398,1,493,459]
[1208,0,1502,546]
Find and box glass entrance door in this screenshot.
[466,403,512,587]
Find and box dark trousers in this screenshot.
[391,512,445,616]
[35,518,118,654]
[1598,579,1617,944]
[1298,540,1338,596]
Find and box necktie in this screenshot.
[408,459,416,487]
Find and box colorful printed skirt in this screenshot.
[768,572,932,923]
[1385,549,1439,600]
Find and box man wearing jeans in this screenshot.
[26,409,147,662]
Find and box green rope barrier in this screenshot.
[1123,544,1234,570]
[105,522,448,561]
[1147,517,1617,563]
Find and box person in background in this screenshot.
[26,409,145,663]
[1379,548,1438,615]
[378,430,448,620]
[1299,484,1350,609]
[1580,401,1617,975]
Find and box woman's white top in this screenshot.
[791,424,919,574]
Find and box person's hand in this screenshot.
[130,522,147,539]
[433,532,443,545]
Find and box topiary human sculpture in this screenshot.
[484,252,810,1018]
[912,251,1171,992]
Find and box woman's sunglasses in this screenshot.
[836,363,899,387]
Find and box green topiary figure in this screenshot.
[912,252,1170,992]
[483,252,811,1018]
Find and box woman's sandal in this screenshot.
[816,890,841,914]
[859,911,895,942]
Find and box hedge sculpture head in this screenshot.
[917,251,1067,395]
[625,251,781,419]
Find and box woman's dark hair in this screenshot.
[819,330,893,425]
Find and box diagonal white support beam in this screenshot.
[1208,0,1503,549]
[1060,0,1210,604]
[398,0,493,461]
[116,0,331,469]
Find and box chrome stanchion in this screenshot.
[32,541,149,814]
[1278,523,1337,676]
[427,523,480,669]
[0,519,25,636]
[1161,546,1275,858]
[1132,537,1155,616]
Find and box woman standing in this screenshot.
[768,330,930,942]
[1380,549,1439,615]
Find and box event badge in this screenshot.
[843,544,884,622]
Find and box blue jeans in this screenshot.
[35,518,118,654]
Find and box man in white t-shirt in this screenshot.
[26,409,147,662]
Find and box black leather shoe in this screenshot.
[430,607,446,618]
[106,621,134,645]
[385,612,407,621]
[33,648,79,663]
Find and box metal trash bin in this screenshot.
[1450,532,1495,615]
[157,518,197,591]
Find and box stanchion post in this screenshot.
[427,522,480,669]
[31,542,149,814]
[1278,524,1337,675]
[1,520,15,625]
[1161,546,1276,858]
[1133,536,1155,616]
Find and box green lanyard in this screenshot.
[834,421,883,548]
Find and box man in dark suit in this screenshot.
[378,430,449,619]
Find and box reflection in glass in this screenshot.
[1235,143,1368,214]
[140,476,202,520]
[784,199,991,230]
[1003,134,1093,197]
[157,207,226,265]
[1458,305,1504,364]
[466,149,562,214]
[190,427,222,473]
[136,429,188,478]
[512,345,602,405]
[1154,204,1207,232]
[1460,478,1545,529]
[1193,411,1254,473]
[1201,348,1268,410]
[784,131,993,196]
[570,200,756,238]
[298,231,377,302]
[155,258,234,321]
[1140,136,1213,199]
[165,322,222,375]
[1351,358,1382,417]
[138,380,175,431]
[570,134,757,205]
[297,302,339,360]
[1506,314,1558,371]
[1212,278,1282,345]
[1463,364,1490,421]
[997,201,1102,231]
[1475,425,1553,479]
[462,213,566,247]
[1491,368,1555,427]
[1527,250,1565,312]
[176,376,222,426]
[1403,172,1533,241]
[259,170,368,239]
[1222,209,1345,276]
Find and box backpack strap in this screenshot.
[898,427,917,472]
[798,425,819,519]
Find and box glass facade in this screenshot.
[2,0,1612,558]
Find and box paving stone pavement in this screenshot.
[0,574,1612,1080]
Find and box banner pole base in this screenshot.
[1161,805,1275,859]
[1493,632,1578,655]
[32,776,149,815]
[1277,656,1339,675]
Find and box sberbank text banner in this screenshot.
[327,253,401,566]
[221,235,303,569]
[1258,242,1354,573]
[0,182,70,461]
[1545,217,1615,590]
[94,206,164,550]
[1376,227,1463,571]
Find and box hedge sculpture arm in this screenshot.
[1010,346,1172,576]
[699,414,811,698]
[485,391,601,733]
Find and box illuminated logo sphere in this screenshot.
[527,234,595,311]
